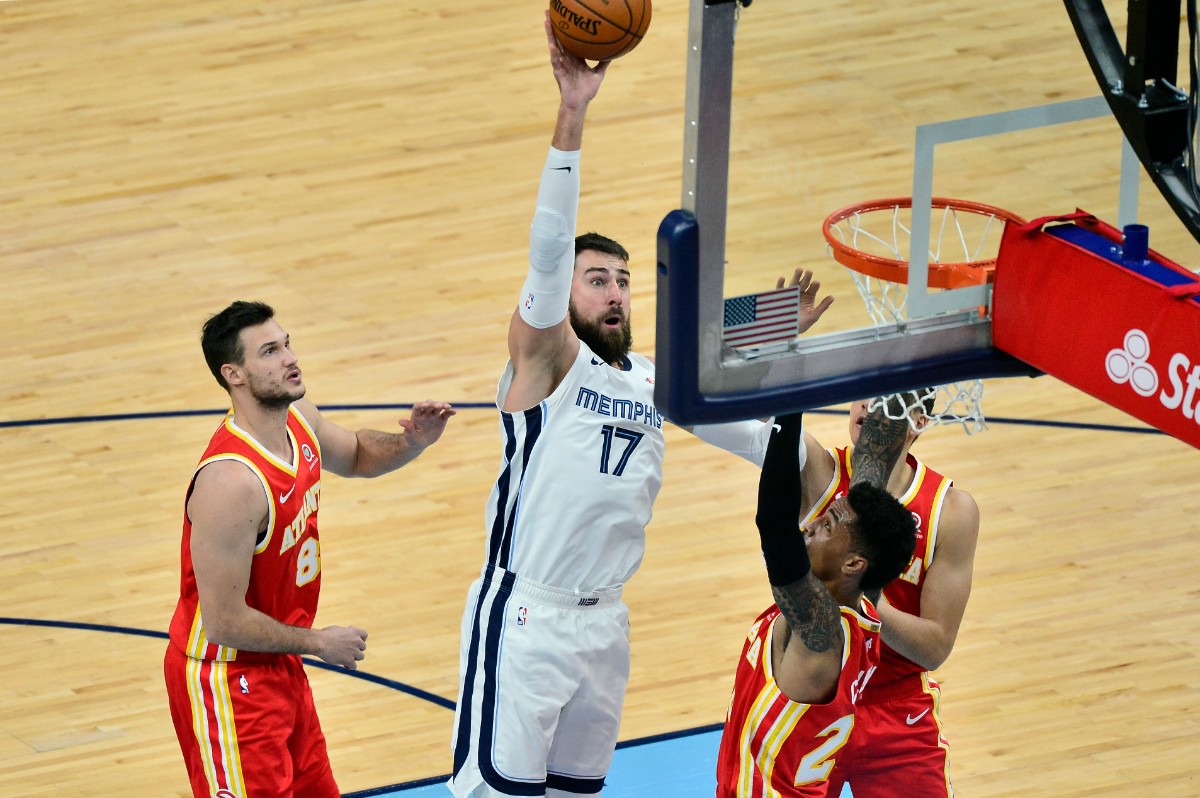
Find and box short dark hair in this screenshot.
[201,301,275,390]
[845,482,917,593]
[575,231,629,263]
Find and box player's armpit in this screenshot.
[770,574,844,704]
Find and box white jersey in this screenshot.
[484,342,666,590]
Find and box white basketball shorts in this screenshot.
[448,566,630,797]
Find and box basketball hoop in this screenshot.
[822,197,1026,434]
[823,197,1024,293]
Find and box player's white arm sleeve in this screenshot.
[518,146,581,329]
[690,417,806,470]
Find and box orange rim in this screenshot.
[822,197,1025,289]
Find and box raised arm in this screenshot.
[756,413,845,704]
[846,396,914,604]
[294,398,455,479]
[503,17,610,410]
[848,397,911,489]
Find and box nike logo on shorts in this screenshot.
[905,709,931,725]
[550,166,572,173]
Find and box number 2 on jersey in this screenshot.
[794,715,854,785]
[598,425,644,476]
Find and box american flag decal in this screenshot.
[722,286,800,349]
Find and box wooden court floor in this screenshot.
[2,1,1198,795]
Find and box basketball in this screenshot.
[549,0,652,62]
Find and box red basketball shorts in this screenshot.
[164,644,339,798]
[826,673,953,798]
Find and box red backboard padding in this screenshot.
[993,211,1200,450]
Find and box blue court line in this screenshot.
[0,403,1164,436]
[3,616,741,796]
[343,725,726,798]
[2,404,1162,797]
[0,403,496,430]
[0,617,456,710]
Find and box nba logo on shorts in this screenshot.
[525,293,535,310]
[516,606,528,626]
[239,675,250,694]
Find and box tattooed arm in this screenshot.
[848,398,913,604]
[770,572,846,704]
[849,396,910,489]
[756,414,845,704]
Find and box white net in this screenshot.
[866,383,988,436]
[850,271,910,327]
[824,199,1018,435]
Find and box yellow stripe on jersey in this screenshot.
[738,677,780,795]
[196,452,276,556]
[737,619,780,795]
[223,412,299,478]
[756,701,807,797]
[924,477,952,569]
[734,615,813,797]
[838,616,851,669]
[289,404,322,460]
[185,656,248,798]
[186,654,221,793]
[185,601,238,662]
[850,599,882,636]
[897,459,926,505]
[803,449,845,525]
[210,662,246,796]
[185,607,206,660]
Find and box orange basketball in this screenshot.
[549,0,652,62]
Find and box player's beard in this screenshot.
[247,373,304,410]
[570,304,633,365]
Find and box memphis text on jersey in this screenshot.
[574,386,664,429]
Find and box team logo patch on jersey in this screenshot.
[301,443,316,467]
[516,606,528,626]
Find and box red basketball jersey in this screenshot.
[808,447,953,686]
[168,406,323,663]
[716,601,882,797]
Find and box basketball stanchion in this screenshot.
[992,210,1200,450]
[822,196,1027,433]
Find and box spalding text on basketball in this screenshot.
[551,0,601,36]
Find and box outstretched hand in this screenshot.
[776,267,835,335]
[398,400,456,450]
[545,11,608,110]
